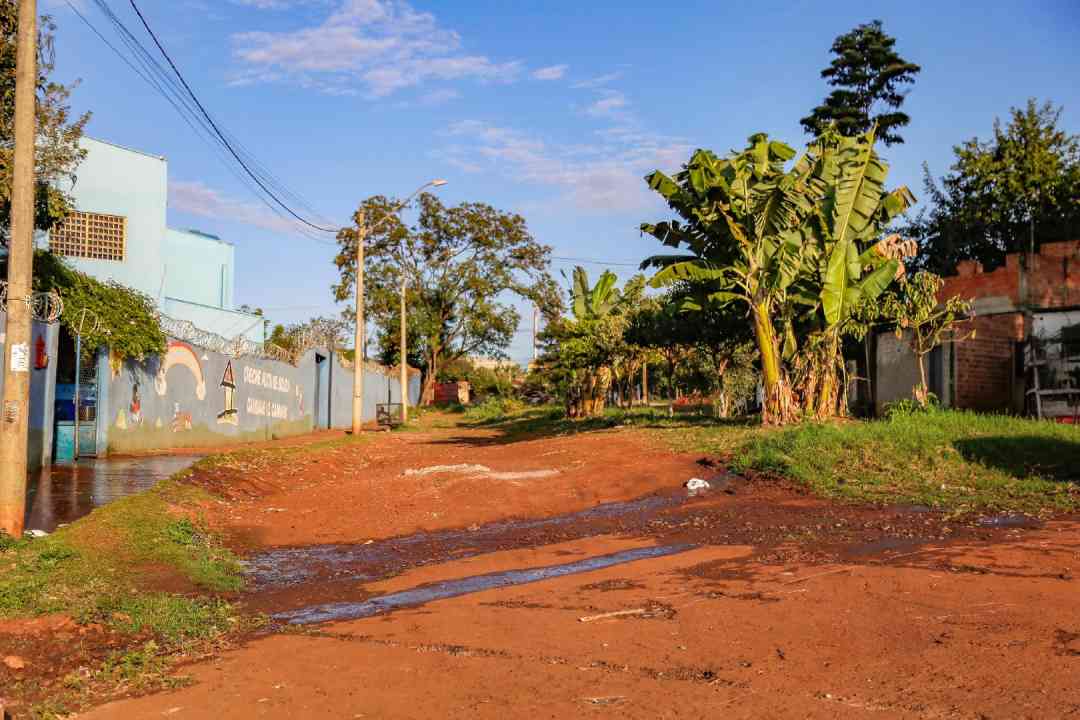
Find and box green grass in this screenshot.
[727,410,1080,514]
[0,455,262,716]
[0,480,241,622]
[464,403,1080,515]
[0,469,246,633]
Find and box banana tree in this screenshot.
[551,267,627,419]
[642,128,914,423]
[799,130,917,417]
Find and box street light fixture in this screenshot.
[352,179,448,434]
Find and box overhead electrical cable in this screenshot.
[78,1,337,245]
[124,0,340,234]
[78,0,341,242]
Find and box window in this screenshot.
[49,211,126,261]
[1063,323,1080,360]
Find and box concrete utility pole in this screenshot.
[399,275,408,423]
[349,179,447,434]
[0,0,38,538]
[351,211,367,435]
[532,305,539,363]
[642,363,649,406]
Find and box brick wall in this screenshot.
[940,240,1080,310]
[434,381,470,405]
[1027,241,1080,308]
[953,314,1024,411]
[929,240,1080,413]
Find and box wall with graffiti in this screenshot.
[103,338,421,454]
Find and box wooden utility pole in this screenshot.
[532,305,538,363]
[351,212,366,434]
[0,0,38,538]
[399,275,408,422]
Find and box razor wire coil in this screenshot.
[0,281,65,323]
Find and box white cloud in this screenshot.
[586,91,628,118]
[532,64,568,81]
[169,180,310,235]
[570,71,622,89]
[438,119,689,213]
[229,0,521,97]
[230,0,332,8]
[419,88,461,105]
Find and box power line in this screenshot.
[78,0,341,243]
[84,6,338,247]
[551,255,643,267]
[124,0,340,235]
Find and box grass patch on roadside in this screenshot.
[728,410,1080,514]
[460,402,1080,515]
[465,403,758,448]
[0,466,247,715]
[0,479,241,623]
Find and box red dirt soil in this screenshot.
[6,419,1080,718]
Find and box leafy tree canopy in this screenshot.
[642,129,915,423]
[0,6,90,245]
[32,250,165,360]
[910,99,1080,274]
[800,20,920,147]
[333,193,555,402]
[539,267,643,418]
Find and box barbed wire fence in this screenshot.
[1,279,351,367]
[0,280,65,323]
[158,313,348,366]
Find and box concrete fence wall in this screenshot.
[3,316,422,463]
[103,339,422,454]
[0,311,60,470]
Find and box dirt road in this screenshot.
[76,423,1080,719]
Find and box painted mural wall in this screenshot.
[0,311,60,470]
[104,338,421,453]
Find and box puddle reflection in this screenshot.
[25,456,203,532]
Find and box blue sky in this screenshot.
[48,0,1080,363]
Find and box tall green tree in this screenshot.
[642,129,914,424]
[0,6,90,246]
[334,194,555,404]
[626,290,756,417]
[910,99,1080,274]
[800,20,921,147]
[540,267,640,419]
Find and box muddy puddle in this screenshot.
[273,544,695,625]
[244,489,711,590]
[977,514,1043,529]
[25,455,203,532]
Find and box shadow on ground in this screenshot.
[425,407,756,447]
[953,435,1080,483]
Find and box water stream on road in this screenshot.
[244,489,712,589]
[245,487,725,624]
[25,455,204,532]
[273,544,696,625]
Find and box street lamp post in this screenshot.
[351,179,447,434]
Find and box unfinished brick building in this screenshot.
[875,240,1080,418]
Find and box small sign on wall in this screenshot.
[10,342,29,373]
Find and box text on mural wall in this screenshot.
[243,366,291,394]
[246,397,289,419]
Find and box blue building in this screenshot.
[40,137,263,343]
[3,136,421,472]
